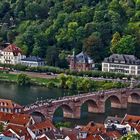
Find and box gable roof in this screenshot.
[4,124,32,140]
[0,112,32,126]
[121,114,140,125]
[103,54,140,65]
[0,99,22,109]
[8,113,32,126]
[3,44,22,56]
[30,119,55,131]
[81,122,106,134]
[21,56,44,62]
[75,52,93,64]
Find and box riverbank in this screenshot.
[0,71,129,93]
[0,63,133,80]
[0,71,59,87]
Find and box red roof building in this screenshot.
[4,124,32,140]
[3,44,22,55]
[0,99,22,113]
[68,51,94,71]
[0,44,26,64]
[0,112,35,127]
[121,114,140,125]
[30,119,55,135]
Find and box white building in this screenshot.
[0,44,26,65]
[102,54,140,76]
[21,56,45,67]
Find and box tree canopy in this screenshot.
[0,0,139,67]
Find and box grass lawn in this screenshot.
[0,72,17,81]
[0,71,59,86]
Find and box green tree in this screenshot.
[121,133,140,140]
[65,76,76,90]
[111,35,136,54]
[17,74,31,86]
[32,33,47,57]
[58,73,67,88]
[46,46,59,66]
[110,32,121,53]
[25,2,41,19]
[83,32,104,62]
[0,124,3,132]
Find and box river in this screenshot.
[0,83,140,126]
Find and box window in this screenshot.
[103,68,108,72]
[131,66,136,70]
[103,64,108,67]
[131,70,135,75]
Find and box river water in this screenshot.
[0,83,140,126]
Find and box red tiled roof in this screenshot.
[0,112,13,122]
[0,99,22,109]
[106,131,122,139]
[5,124,32,140]
[3,44,22,55]
[3,130,13,137]
[94,135,103,140]
[135,126,140,133]
[87,135,99,140]
[37,136,49,140]
[67,133,77,140]
[0,112,32,126]
[30,119,55,131]
[9,113,32,126]
[129,123,140,133]
[80,135,102,140]
[121,114,140,125]
[81,123,106,134]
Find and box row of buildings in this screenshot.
[0,99,140,139]
[69,51,140,76]
[0,44,45,67]
[1,43,140,76]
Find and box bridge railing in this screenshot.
[23,88,130,111]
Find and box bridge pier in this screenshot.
[120,96,128,109]
[97,100,105,113]
[72,106,81,119]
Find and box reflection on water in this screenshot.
[0,83,77,105]
[0,83,140,126]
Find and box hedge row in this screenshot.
[0,63,133,80]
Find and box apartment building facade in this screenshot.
[102,54,140,76]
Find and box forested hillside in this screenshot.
[0,0,140,67]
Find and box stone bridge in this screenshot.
[23,88,140,120]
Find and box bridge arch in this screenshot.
[53,104,73,119]
[30,111,46,122]
[105,95,121,109]
[81,99,98,113]
[128,93,140,104]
